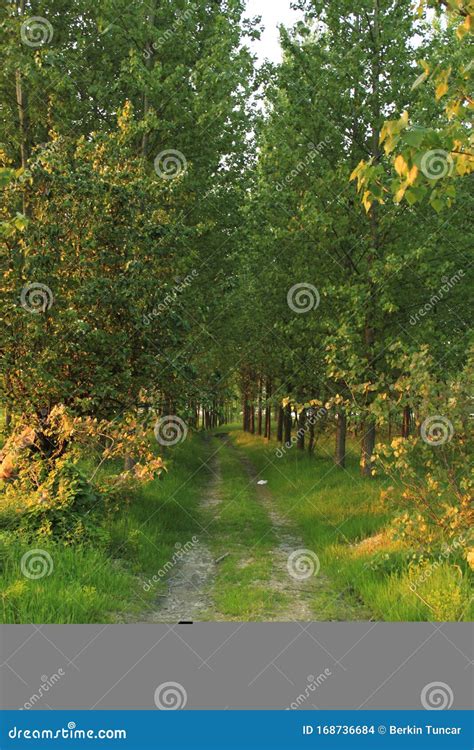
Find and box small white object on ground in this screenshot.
[257,480,268,485]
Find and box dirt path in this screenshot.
[126,434,370,622]
[222,437,318,620]
[122,449,223,623]
[223,435,371,621]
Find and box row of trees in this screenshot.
[232,0,472,478]
[2,0,257,426]
[1,0,472,540]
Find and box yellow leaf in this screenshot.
[400,110,409,128]
[406,164,418,185]
[446,98,461,120]
[435,81,449,100]
[456,15,471,39]
[395,183,407,203]
[362,190,372,213]
[350,159,365,181]
[394,154,408,177]
[383,135,396,155]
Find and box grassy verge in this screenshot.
[227,427,472,622]
[0,434,212,623]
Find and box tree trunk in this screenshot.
[243,393,249,431]
[334,409,347,468]
[257,379,263,435]
[296,407,306,450]
[264,379,272,439]
[284,403,292,446]
[277,405,284,442]
[250,404,255,434]
[359,0,381,479]
[5,405,12,433]
[402,406,411,438]
[141,0,157,156]
[16,0,30,231]
[360,421,376,477]
[308,410,315,454]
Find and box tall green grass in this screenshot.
[0,434,212,623]
[228,427,472,622]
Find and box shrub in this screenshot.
[375,350,473,566]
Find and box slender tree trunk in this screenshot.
[308,410,315,454]
[334,409,347,468]
[284,403,292,446]
[250,404,255,434]
[360,421,376,477]
[16,0,30,250]
[402,406,411,438]
[359,0,381,478]
[257,379,263,435]
[277,405,284,442]
[141,0,157,157]
[264,379,272,439]
[242,391,249,431]
[296,407,306,450]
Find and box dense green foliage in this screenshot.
[0,0,472,622]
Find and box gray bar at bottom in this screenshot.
[1,623,472,711]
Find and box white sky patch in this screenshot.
[246,0,303,63]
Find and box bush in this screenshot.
[375,351,473,565]
[0,404,164,543]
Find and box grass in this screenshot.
[1,420,471,622]
[226,426,472,622]
[0,434,213,623]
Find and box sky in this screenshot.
[245,0,303,63]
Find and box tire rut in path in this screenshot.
[136,448,223,623]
